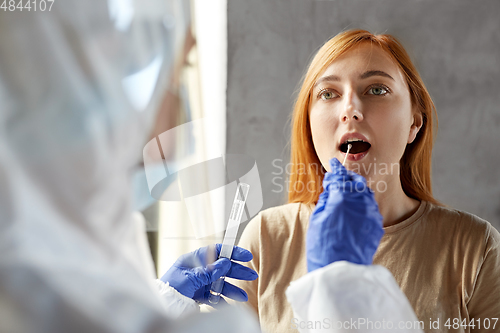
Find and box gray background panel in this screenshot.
[226,0,500,229]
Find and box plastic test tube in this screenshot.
[208,183,250,305]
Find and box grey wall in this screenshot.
[226,0,500,230]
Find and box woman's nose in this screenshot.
[340,93,364,123]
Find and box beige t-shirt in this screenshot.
[233,201,500,333]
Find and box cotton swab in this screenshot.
[342,143,352,166]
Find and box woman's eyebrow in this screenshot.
[313,70,395,89]
[360,70,394,81]
[313,75,340,89]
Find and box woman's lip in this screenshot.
[341,149,369,161]
[338,132,370,150]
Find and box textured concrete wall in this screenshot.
[226,0,500,229]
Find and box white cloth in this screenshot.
[0,1,260,332]
[286,261,424,333]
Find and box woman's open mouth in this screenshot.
[339,138,371,161]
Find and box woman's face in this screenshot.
[309,42,422,183]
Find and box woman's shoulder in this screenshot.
[426,202,490,228]
[258,202,313,222]
[425,201,500,245]
[240,202,314,242]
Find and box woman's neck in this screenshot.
[372,175,420,228]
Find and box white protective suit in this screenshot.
[0,0,423,332]
[0,1,259,332]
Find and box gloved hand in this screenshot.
[161,244,258,305]
[307,158,384,272]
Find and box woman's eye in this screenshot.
[319,90,337,100]
[367,86,389,96]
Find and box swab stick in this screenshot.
[342,143,352,166]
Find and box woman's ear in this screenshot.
[408,109,423,144]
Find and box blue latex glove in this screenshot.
[160,244,258,305]
[307,158,384,272]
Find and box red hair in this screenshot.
[288,29,440,205]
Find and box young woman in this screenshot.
[234,30,500,333]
